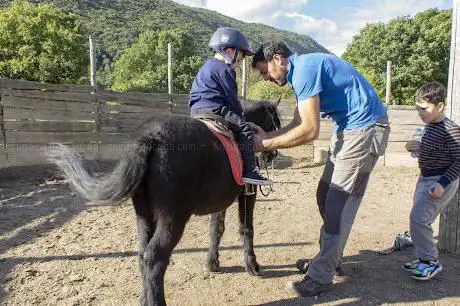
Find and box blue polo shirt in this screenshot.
[189,57,243,115]
[287,53,387,131]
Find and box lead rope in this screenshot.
[259,159,274,197]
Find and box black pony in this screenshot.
[49,100,281,306]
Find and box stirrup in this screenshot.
[244,184,256,195]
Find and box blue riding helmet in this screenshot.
[208,27,254,56]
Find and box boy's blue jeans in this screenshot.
[191,105,256,174]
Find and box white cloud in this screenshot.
[276,0,451,55]
[173,0,451,56]
[173,0,308,23]
[282,12,337,34]
[336,0,450,54]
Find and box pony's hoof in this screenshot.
[245,256,261,276]
[245,263,261,276]
[206,257,220,272]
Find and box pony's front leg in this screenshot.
[238,193,260,276]
[207,210,226,272]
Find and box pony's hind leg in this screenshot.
[207,210,226,272]
[132,183,155,306]
[143,211,189,306]
[238,193,260,276]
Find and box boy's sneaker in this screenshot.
[411,260,442,281]
[243,168,273,186]
[402,259,420,272]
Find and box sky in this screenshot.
[171,0,452,56]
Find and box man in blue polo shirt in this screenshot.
[251,42,390,296]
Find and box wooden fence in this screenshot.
[275,101,424,167]
[0,78,190,168]
[0,77,424,169]
[312,105,424,166]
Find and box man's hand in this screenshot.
[406,140,421,152]
[429,183,445,198]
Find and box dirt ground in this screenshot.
[1,147,460,306]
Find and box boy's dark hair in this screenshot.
[415,81,447,105]
[251,41,293,68]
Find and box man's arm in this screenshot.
[265,107,301,138]
[261,95,320,150]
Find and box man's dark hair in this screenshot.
[415,81,447,105]
[251,41,293,68]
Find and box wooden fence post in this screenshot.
[89,36,101,158]
[385,61,392,105]
[439,0,460,254]
[89,35,97,87]
[168,43,174,113]
[241,58,247,100]
[0,78,7,164]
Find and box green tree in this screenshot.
[111,29,204,93]
[247,80,294,100]
[0,0,89,83]
[343,9,451,105]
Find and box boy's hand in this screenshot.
[253,134,265,152]
[429,183,445,198]
[406,140,421,152]
[248,122,265,136]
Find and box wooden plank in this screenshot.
[389,130,420,142]
[172,109,190,116]
[99,103,169,114]
[1,95,96,112]
[98,110,171,121]
[0,143,101,167]
[380,152,418,168]
[0,106,5,144]
[5,131,98,144]
[173,94,189,104]
[0,144,8,168]
[98,143,133,160]
[98,98,171,109]
[99,90,170,101]
[100,122,141,133]
[98,90,170,104]
[385,141,411,153]
[2,88,96,103]
[99,98,171,109]
[387,109,423,125]
[3,107,95,121]
[389,124,425,131]
[4,120,96,132]
[173,103,189,111]
[99,118,143,128]
[172,110,190,116]
[0,78,94,93]
[99,132,133,144]
[439,193,460,253]
[440,0,460,254]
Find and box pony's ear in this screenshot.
[276,98,281,106]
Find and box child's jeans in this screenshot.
[410,175,459,261]
[191,105,256,174]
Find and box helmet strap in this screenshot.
[218,48,239,69]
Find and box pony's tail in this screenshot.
[48,139,152,205]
